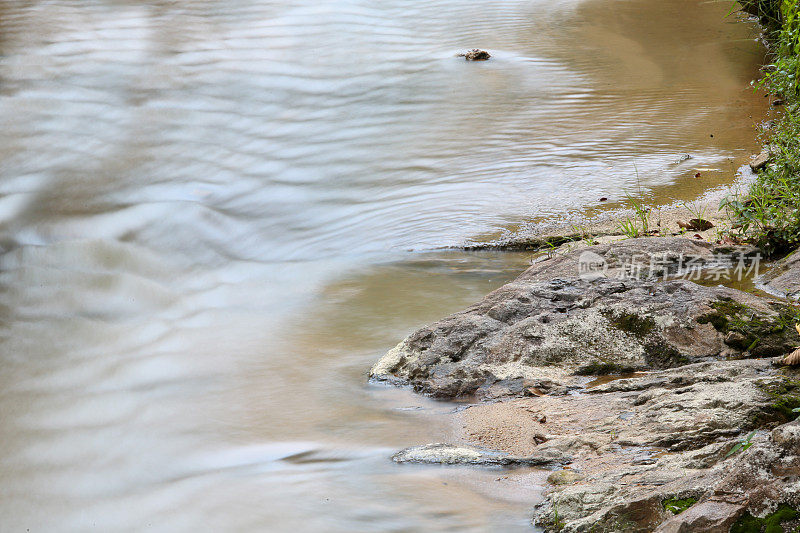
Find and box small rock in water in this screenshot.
[459,49,491,61]
[677,154,692,163]
[392,443,563,466]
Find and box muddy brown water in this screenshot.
[0,0,768,531]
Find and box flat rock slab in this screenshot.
[759,247,800,298]
[460,360,784,458]
[469,360,799,531]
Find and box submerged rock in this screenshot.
[391,443,564,466]
[370,238,789,399]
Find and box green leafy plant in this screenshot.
[552,502,565,531]
[616,165,653,239]
[726,430,757,458]
[542,239,559,259]
[754,0,800,98]
[618,216,641,239]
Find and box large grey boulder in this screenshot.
[371,238,794,398]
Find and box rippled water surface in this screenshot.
[0,0,766,531]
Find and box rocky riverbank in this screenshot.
[370,1,800,527]
[371,237,800,531]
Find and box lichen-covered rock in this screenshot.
[518,361,800,532]
[382,361,797,531]
[654,420,800,533]
[371,238,794,398]
[548,469,585,485]
[655,500,744,533]
[461,361,787,458]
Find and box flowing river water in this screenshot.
[0,1,768,531]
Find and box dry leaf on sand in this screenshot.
[782,348,800,366]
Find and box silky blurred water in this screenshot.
[0,0,766,531]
